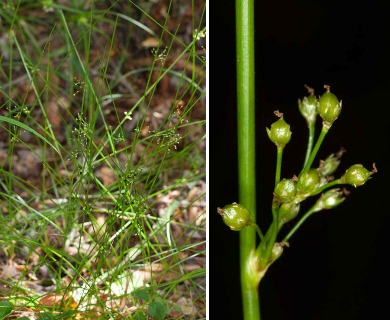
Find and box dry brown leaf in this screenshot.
[141,37,160,48]
[38,292,77,309]
[176,296,196,315]
[95,166,117,186]
[187,206,206,226]
[0,261,20,280]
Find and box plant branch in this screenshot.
[304,123,315,167]
[282,205,319,242]
[302,126,329,174]
[275,147,283,187]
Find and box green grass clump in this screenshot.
[0,1,206,318]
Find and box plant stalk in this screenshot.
[236,0,259,319]
[302,127,329,174]
[304,123,315,167]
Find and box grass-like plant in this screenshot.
[0,1,205,319]
[217,1,376,319]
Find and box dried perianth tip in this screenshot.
[304,84,315,95]
[274,110,283,118]
[336,147,346,158]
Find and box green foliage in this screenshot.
[51,310,78,319]
[133,311,148,320]
[0,0,205,318]
[0,116,59,154]
[0,301,13,318]
[132,288,150,301]
[147,300,170,320]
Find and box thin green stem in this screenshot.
[251,223,265,243]
[282,205,319,242]
[236,0,259,319]
[311,178,342,196]
[304,123,315,167]
[275,147,283,187]
[302,126,329,174]
[261,206,279,265]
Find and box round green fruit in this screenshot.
[217,203,252,231]
[318,85,342,126]
[342,164,372,187]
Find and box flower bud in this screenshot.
[314,188,345,211]
[217,203,252,231]
[297,169,320,195]
[279,201,300,224]
[318,153,341,177]
[270,242,286,262]
[318,85,342,128]
[266,115,292,149]
[341,164,373,187]
[298,85,318,125]
[274,179,297,203]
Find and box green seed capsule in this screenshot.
[274,179,297,203]
[341,164,372,187]
[315,188,345,211]
[318,85,342,127]
[217,203,252,231]
[318,153,341,177]
[279,201,300,224]
[298,85,318,126]
[297,169,320,195]
[266,116,292,149]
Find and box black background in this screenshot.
[209,1,390,319]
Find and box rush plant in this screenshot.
[219,0,377,319]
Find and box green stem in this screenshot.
[236,0,259,319]
[302,126,329,174]
[282,205,319,242]
[251,223,265,243]
[262,206,279,265]
[275,147,283,187]
[311,178,342,196]
[304,123,315,167]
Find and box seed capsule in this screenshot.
[266,115,292,149]
[298,85,318,125]
[341,164,373,187]
[318,85,342,127]
[315,188,345,211]
[318,153,342,177]
[217,203,252,231]
[279,202,300,224]
[297,169,320,195]
[274,179,297,203]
